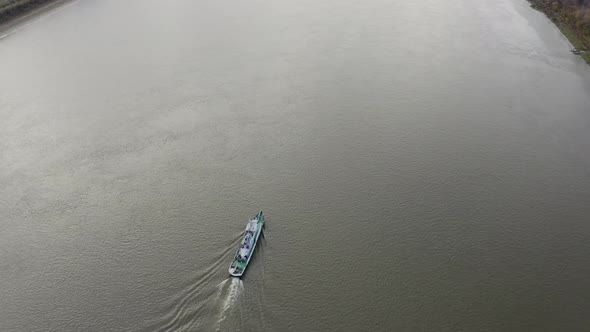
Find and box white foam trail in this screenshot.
[213,279,228,298]
[215,277,243,331]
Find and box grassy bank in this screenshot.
[528,0,590,64]
[0,0,55,24]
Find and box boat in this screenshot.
[228,211,265,277]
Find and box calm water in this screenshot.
[1,0,590,331]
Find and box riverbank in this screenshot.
[0,0,52,22]
[0,0,68,35]
[528,0,590,64]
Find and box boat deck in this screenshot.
[229,211,264,277]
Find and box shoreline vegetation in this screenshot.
[0,0,67,33]
[528,0,590,64]
[0,0,52,22]
[1,0,589,66]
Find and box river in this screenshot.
[1,0,589,331]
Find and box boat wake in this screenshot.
[214,277,244,331]
[146,233,244,331]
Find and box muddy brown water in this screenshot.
[1,0,590,330]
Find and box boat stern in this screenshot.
[229,260,245,277]
[228,266,244,277]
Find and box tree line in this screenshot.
[534,0,590,28]
[530,0,590,54]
